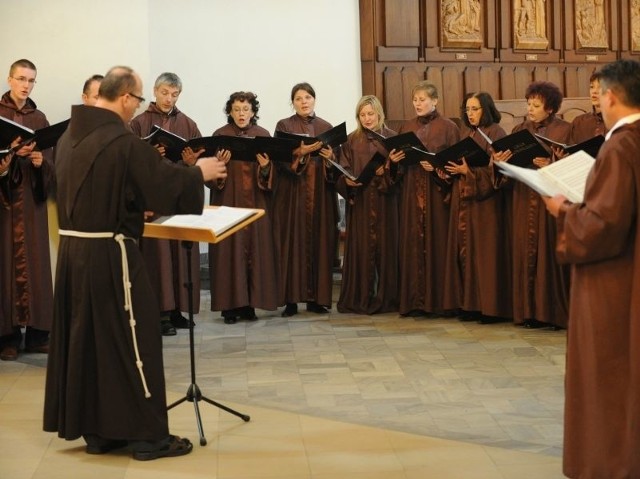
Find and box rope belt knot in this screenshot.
[58,229,151,398]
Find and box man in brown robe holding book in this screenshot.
[545,59,640,478]
[0,59,53,361]
[130,72,203,335]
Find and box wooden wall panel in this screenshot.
[385,0,420,47]
[360,1,622,126]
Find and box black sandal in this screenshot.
[132,435,193,461]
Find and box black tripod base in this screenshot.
[168,383,250,446]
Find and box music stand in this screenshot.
[144,206,265,446]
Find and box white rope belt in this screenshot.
[58,229,151,399]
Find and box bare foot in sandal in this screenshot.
[132,435,193,461]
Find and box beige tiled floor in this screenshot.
[0,291,568,478]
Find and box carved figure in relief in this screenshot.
[633,0,640,51]
[576,0,607,48]
[443,0,481,37]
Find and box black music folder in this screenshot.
[0,116,69,151]
[366,129,429,166]
[491,129,550,168]
[535,133,605,159]
[142,125,188,163]
[275,122,348,149]
[425,136,490,170]
[187,135,298,163]
[327,151,385,187]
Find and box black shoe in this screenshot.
[478,316,509,325]
[281,303,298,317]
[170,310,191,329]
[240,306,257,321]
[402,309,428,317]
[306,302,329,314]
[160,320,177,336]
[223,316,237,324]
[523,319,546,329]
[84,435,128,455]
[459,311,481,322]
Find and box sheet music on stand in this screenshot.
[144,206,264,243]
[142,205,264,446]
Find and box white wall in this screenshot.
[0,0,362,266]
[0,0,362,134]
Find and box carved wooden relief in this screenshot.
[513,0,549,49]
[575,0,608,49]
[441,0,483,48]
[632,0,640,52]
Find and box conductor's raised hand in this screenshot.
[196,156,227,182]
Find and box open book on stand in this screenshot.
[143,206,265,243]
[0,116,69,151]
[534,133,605,158]
[494,150,595,203]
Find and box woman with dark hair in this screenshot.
[208,91,278,324]
[272,82,338,317]
[322,95,399,314]
[494,80,572,329]
[391,81,461,317]
[443,91,512,323]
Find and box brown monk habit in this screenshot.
[395,111,460,315]
[335,126,399,315]
[130,102,202,316]
[207,122,279,314]
[0,92,53,344]
[507,116,571,327]
[558,120,640,478]
[271,114,339,308]
[443,122,513,319]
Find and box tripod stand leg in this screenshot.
[192,395,207,446]
[201,395,251,422]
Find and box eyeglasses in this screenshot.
[464,107,482,113]
[11,76,36,85]
[127,92,146,103]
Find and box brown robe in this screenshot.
[335,127,399,315]
[207,123,278,312]
[130,103,202,314]
[443,123,513,318]
[0,92,53,339]
[508,116,572,326]
[557,120,640,478]
[397,111,460,315]
[44,105,205,442]
[272,114,338,307]
[570,109,606,144]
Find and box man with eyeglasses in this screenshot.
[0,58,53,361]
[130,72,204,336]
[43,65,226,460]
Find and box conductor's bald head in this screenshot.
[95,66,145,123]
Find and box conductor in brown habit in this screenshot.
[545,58,640,479]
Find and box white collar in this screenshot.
[605,112,640,140]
